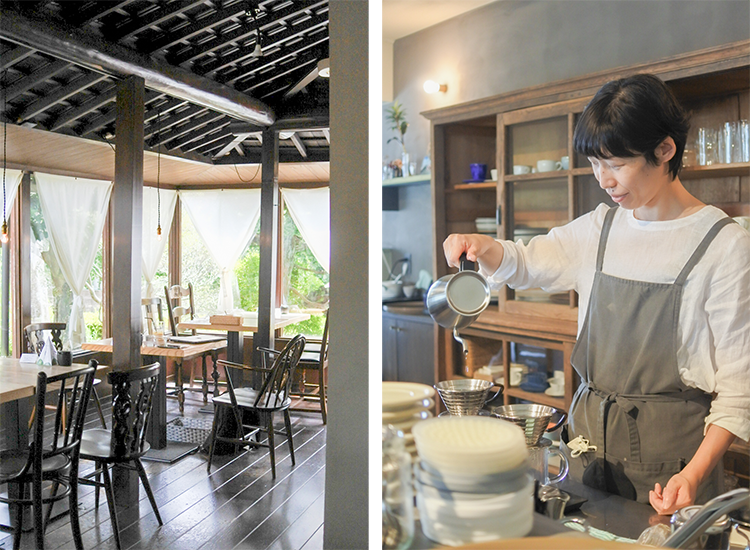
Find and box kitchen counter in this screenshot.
[382,299,430,316]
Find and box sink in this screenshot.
[382,300,428,315]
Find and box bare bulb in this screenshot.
[157,226,162,241]
[423,80,447,94]
[0,221,7,244]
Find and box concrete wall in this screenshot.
[383,0,750,278]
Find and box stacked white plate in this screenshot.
[382,382,435,460]
[411,416,534,546]
[475,217,498,235]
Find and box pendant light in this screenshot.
[156,109,162,240]
[252,30,263,58]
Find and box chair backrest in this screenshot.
[107,363,161,457]
[317,308,330,365]
[164,283,196,336]
[142,297,164,335]
[32,360,97,470]
[256,334,306,409]
[222,334,306,411]
[24,322,67,354]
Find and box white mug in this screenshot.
[560,156,570,170]
[513,165,532,175]
[510,365,524,386]
[537,159,561,172]
[490,168,498,180]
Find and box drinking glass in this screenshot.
[697,128,718,166]
[740,120,749,162]
[382,425,414,550]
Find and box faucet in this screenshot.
[662,488,749,548]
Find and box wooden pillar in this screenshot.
[111,75,144,506]
[168,196,181,289]
[102,202,113,338]
[11,173,31,357]
[254,127,279,369]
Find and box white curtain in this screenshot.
[142,187,177,297]
[35,173,113,349]
[179,189,261,312]
[2,168,23,221]
[282,187,330,272]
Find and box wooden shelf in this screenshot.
[681,162,750,179]
[503,171,574,182]
[451,181,498,191]
[382,173,431,187]
[505,386,567,410]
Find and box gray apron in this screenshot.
[561,206,733,504]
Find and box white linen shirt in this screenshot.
[488,203,750,442]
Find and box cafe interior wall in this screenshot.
[382,0,750,281]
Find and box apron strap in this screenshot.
[674,217,736,286]
[595,206,619,272]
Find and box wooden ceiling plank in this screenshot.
[109,0,207,41]
[70,0,138,27]
[16,71,109,122]
[6,59,71,102]
[322,128,329,143]
[0,45,36,70]
[153,110,223,147]
[244,56,318,94]
[47,87,118,131]
[183,127,234,153]
[144,104,207,141]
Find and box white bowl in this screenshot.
[382,401,434,424]
[382,382,436,411]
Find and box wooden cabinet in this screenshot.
[423,40,750,412]
[382,312,436,386]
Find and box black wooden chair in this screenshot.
[207,334,306,478]
[0,360,98,550]
[290,309,329,424]
[24,323,107,430]
[77,363,163,550]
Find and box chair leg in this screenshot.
[68,465,85,550]
[201,354,208,404]
[176,360,185,415]
[12,482,25,550]
[283,410,295,466]
[206,407,220,473]
[267,413,276,479]
[42,481,60,530]
[100,464,122,550]
[92,386,107,428]
[134,458,162,525]
[33,472,45,550]
[319,365,327,425]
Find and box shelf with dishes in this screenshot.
[450,181,498,191]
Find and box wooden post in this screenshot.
[11,173,31,357]
[111,75,144,506]
[254,127,279,372]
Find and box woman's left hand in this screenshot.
[649,473,697,515]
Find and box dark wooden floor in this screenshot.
[1,388,326,550]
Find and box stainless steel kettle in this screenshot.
[426,254,491,353]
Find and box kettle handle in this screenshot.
[459,253,475,272]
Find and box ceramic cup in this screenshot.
[548,381,564,395]
[560,156,570,170]
[470,163,487,181]
[536,159,561,172]
[58,350,72,366]
[490,169,498,181]
[513,165,532,175]
[510,365,524,386]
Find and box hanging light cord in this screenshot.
[2,69,7,241]
[156,109,162,238]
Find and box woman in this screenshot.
[443,74,750,515]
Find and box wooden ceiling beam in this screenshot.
[164,116,229,150]
[144,104,207,142]
[212,131,255,158]
[173,0,325,67]
[69,0,138,27]
[290,132,307,158]
[244,55,318,94]
[107,0,206,41]
[5,59,71,102]
[0,44,36,70]
[216,147,328,164]
[182,126,233,153]
[15,71,110,123]
[47,87,118,131]
[77,89,162,138]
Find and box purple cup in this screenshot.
[470,163,487,181]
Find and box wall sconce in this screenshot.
[423,80,447,94]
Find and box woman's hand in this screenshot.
[649,473,697,515]
[443,234,504,273]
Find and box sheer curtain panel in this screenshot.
[142,187,177,297]
[179,189,261,312]
[2,169,23,221]
[282,187,330,272]
[35,173,113,348]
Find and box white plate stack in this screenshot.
[411,416,534,546]
[382,382,436,460]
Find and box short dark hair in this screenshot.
[573,73,689,180]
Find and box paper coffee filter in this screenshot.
[412,416,528,474]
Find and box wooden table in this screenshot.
[81,338,227,449]
[179,311,310,363]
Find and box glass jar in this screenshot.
[382,425,414,550]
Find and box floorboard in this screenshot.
[2,388,326,550]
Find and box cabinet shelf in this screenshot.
[451,181,498,191]
[382,174,431,187]
[681,162,750,179]
[504,387,567,410]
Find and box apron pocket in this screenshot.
[603,453,684,504]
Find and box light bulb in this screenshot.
[423,80,447,94]
[157,225,162,240]
[1,220,8,244]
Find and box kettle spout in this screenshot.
[453,327,469,356]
